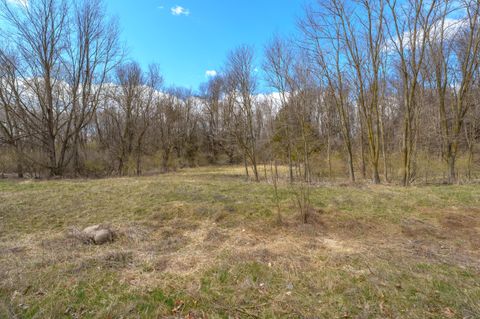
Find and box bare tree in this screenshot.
[386,0,438,186]
[300,10,357,183]
[264,36,297,182]
[426,0,480,183]
[100,62,161,175]
[0,55,26,177]
[338,0,386,184]
[225,45,262,182]
[0,0,120,176]
[66,0,122,175]
[200,76,224,163]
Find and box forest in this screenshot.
[0,0,478,186]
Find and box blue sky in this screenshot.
[105,0,305,91]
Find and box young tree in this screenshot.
[200,76,224,163]
[264,36,296,182]
[337,0,386,184]
[386,0,438,186]
[100,62,161,175]
[225,45,262,181]
[300,10,357,182]
[426,0,480,183]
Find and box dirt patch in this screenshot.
[157,229,190,253]
[213,211,229,223]
[280,209,378,240]
[279,208,328,236]
[0,246,27,255]
[204,228,229,245]
[155,257,170,272]
[235,248,279,264]
[117,225,152,243]
[102,251,134,268]
[68,250,134,274]
[435,213,480,249]
[233,235,259,247]
[327,218,377,238]
[439,213,479,230]
[40,230,88,250]
[400,218,445,239]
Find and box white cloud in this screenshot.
[205,70,217,77]
[171,6,189,16]
[7,0,28,6]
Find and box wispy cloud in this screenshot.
[205,70,217,77]
[171,6,189,16]
[7,0,28,6]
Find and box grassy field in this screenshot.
[0,167,479,318]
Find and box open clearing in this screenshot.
[1,167,479,318]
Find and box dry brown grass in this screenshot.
[0,167,479,318]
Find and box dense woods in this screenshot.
[1,0,479,184]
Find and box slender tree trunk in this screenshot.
[72,135,82,177]
[118,157,124,176]
[360,129,366,180]
[448,150,456,184]
[15,147,24,178]
[380,113,388,183]
[251,157,259,182]
[48,139,58,177]
[372,164,381,184]
[327,132,332,181]
[467,145,473,181]
[402,111,410,186]
[136,154,142,176]
[288,146,294,183]
[243,152,249,178]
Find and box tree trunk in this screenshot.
[14,147,24,178]
[327,132,332,181]
[136,154,142,176]
[448,152,456,184]
[372,163,381,184]
[243,153,249,178]
[288,146,294,183]
[251,157,259,182]
[360,133,366,180]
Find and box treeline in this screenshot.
[0,0,479,185]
